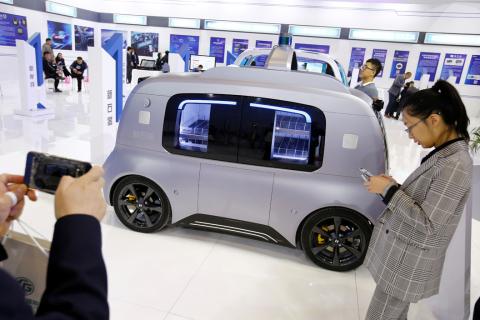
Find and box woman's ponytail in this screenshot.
[405,80,470,141]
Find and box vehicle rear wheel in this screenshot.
[113,176,171,233]
[301,208,372,272]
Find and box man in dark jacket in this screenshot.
[70,57,88,92]
[384,72,412,118]
[126,47,134,84]
[0,167,109,319]
[42,52,61,92]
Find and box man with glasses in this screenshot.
[355,58,383,101]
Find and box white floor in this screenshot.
[0,82,479,320]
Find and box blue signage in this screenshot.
[390,50,409,78]
[348,47,366,77]
[256,40,272,49]
[0,12,28,46]
[170,34,199,55]
[226,51,237,66]
[465,55,480,86]
[232,39,249,57]
[209,37,225,63]
[101,29,127,49]
[440,53,466,84]
[415,52,441,82]
[294,43,330,54]
[372,49,387,77]
[47,21,72,50]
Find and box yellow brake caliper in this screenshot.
[317,226,329,245]
[126,194,137,202]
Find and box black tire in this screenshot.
[112,176,171,233]
[301,207,372,272]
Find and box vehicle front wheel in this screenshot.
[112,176,171,233]
[301,208,372,272]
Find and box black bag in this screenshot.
[372,99,384,112]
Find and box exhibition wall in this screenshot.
[0,1,479,119]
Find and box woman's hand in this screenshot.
[364,174,397,194]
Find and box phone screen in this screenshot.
[24,152,92,194]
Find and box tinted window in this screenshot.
[163,94,242,162]
[238,97,326,172]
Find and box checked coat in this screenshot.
[365,140,472,303]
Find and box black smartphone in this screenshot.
[24,151,92,194]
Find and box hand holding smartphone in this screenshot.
[24,152,92,194]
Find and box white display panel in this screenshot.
[189,55,216,71]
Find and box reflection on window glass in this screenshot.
[271,111,311,164]
[178,103,211,152]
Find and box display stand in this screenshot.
[350,68,360,88]
[15,33,54,117]
[419,74,430,89]
[169,53,185,72]
[88,33,123,164]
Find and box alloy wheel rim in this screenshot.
[118,183,163,229]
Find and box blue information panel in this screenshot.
[348,47,366,77]
[0,12,27,46]
[294,43,330,54]
[439,53,466,84]
[415,52,441,81]
[101,29,128,49]
[232,39,249,57]
[390,50,409,78]
[465,55,480,86]
[256,40,272,49]
[209,37,225,63]
[47,21,72,50]
[372,49,387,77]
[170,34,200,55]
[74,25,94,51]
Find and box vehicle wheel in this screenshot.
[301,207,372,272]
[113,176,171,233]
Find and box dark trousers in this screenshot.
[126,67,132,83]
[384,92,399,117]
[46,76,60,90]
[72,74,83,91]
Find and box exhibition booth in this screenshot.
[0,0,479,319]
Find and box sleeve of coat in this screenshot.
[386,159,471,239]
[35,214,109,320]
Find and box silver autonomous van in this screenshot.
[103,64,388,271]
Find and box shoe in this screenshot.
[54,89,62,92]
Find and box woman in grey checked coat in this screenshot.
[363,80,473,320]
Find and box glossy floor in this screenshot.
[0,83,479,320]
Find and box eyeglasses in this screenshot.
[361,64,375,72]
[404,117,427,134]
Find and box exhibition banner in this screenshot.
[256,40,272,49]
[131,32,158,56]
[390,50,409,78]
[0,12,28,46]
[74,25,94,51]
[294,43,330,54]
[372,49,387,77]
[47,21,72,50]
[440,53,466,84]
[348,47,366,77]
[465,55,480,86]
[101,29,127,49]
[232,39,249,57]
[209,37,226,63]
[415,52,441,81]
[170,34,200,55]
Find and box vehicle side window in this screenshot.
[163,94,242,162]
[238,98,326,172]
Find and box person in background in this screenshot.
[132,48,139,68]
[70,57,88,92]
[363,80,472,320]
[162,61,170,73]
[126,47,134,84]
[55,53,71,78]
[355,58,383,101]
[160,50,169,66]
[193,64,204,72]
[385,72,412,118]
[43,52,61,93]
[155,52,163,70]
[0,167,109,319]
[42,38,54,62]
[395,81,419,119]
